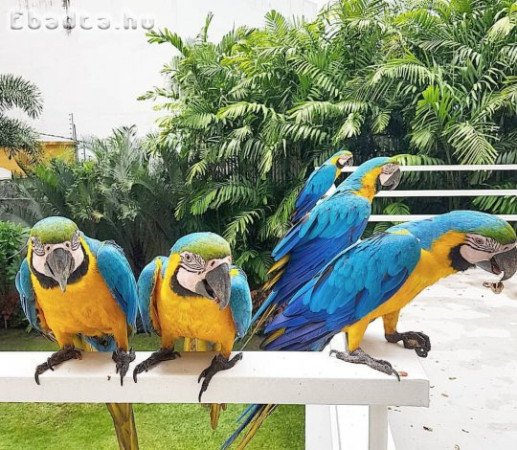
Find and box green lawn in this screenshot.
[0,329,304,450]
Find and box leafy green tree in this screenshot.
[0,74,42,155]
[374,0,517,165]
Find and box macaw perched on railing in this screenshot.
[253,156,401,332]
[15,216,139,449]
[133,232,252,425]
[224,211,517,449]
[291,150,353,223]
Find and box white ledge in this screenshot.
[369,214,517,222]
[342,164,517,172]
[0,333,429,406]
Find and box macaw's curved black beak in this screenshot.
[378,166,401,191]
[45,248,74,292]
[204,263,231,310]
[476,247,517,281]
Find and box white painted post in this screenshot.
[305,405,335,450]
[368,405,388,450]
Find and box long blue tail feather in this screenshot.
[221,404,264,450]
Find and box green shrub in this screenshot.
[0,221,27,328]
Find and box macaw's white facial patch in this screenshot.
[378,163,401,191]
[460,234,516,264]
[30,233,84,276]
[176,253,232,300]
[338,155,353,170]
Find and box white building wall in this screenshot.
[0,0,318,139]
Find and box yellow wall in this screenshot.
[0,141,76,176]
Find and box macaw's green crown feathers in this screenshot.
[171,232,231,260]
[390,211,516,249]
[30,217,79,244]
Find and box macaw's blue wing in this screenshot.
[254,193,371,324]
[229,266,253,338]
[15,259,40,330]
[263,232,421,352]
[84,236,138,330]
[137,256,168,334]
[292,164,337,223]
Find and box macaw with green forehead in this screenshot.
[254,156,401,330]
[292,149,353,223]
[16,217,139,449]
[223,211,517,449]
[134,232,252,403]
[15,216,137,384]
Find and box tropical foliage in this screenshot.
[1,127,188,274]
[0,221,27,326]
[0,74,42,154]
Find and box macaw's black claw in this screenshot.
[132,348,180,383]
[34,345,82,385]
[385,331,431,358]
[198,352,243,402]
[330,348,400,381]
[112,348,136,386]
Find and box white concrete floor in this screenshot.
[388,268,517,450]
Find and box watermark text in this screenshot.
[10,10,154,31]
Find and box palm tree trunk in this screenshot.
[106,403,139,450]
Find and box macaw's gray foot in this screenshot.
[329,348,400,381]
[35,345,82,385]
[132,348,180,383]
[198,353,243,402]
[385,331,431,358]
[112,348,136,386]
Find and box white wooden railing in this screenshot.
[0,326,429,450]
[342,164,517,222]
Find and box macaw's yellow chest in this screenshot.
[360,245,457,323]
[31,264,126,340]
[157,280,236,356]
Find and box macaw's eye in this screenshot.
[475,237,484,245]
[71,232,80,250]
[31,238,45,256]
[65,242,71,249]
[45,245,51,252]
[181,252,205,272]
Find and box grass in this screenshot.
[0,329,304,450]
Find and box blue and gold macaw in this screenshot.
[254,156,401,329]
[133,232,252,404]
[15,216,138,385]
[292,150,353,223]
[224,211,517,449]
